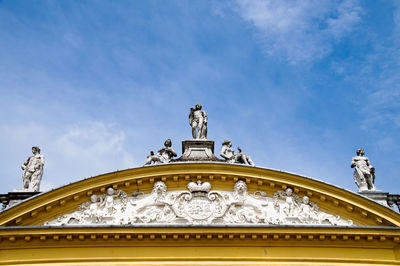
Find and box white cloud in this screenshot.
[53,121,136,174]
[233,0,362,63]
[0,121,137,192]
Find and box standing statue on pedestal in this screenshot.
[144,139,177,165]
[21,146,44,192]
[351,148,376,192]
[220,140,255,166]
[189,104,207,139]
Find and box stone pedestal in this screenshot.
[359,190,389,206]
[177,140,221,161]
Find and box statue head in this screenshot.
[90,194,98,203]
[285,187,293,196]
[222,140,232,147]
[152,181,167,195]
[356,148,365,156]
[234,180,248,195]
[195,104,202,110]
[32,146,40,154]
[302,196,309,204]
[164,139,172,147]
[106,187,114,195]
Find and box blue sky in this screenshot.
[0,0,399,195]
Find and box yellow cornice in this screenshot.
[1,163,399,227]
[1,225,399,248]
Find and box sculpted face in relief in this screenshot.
[46,180,353,227]
[351,148,376,192]
[21,146,44,192]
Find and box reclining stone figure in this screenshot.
[144,139,177,165]
[220,140,254,166]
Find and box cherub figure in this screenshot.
[282,188,296,216]
[101,187,122,215]
[298,196,318,223]
[220,140,255,166]
[82,195,102,219]
[144,139,177,165]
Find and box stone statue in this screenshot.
[298,196,318,223]
[351,148,376,192]
[189,104,207,139]
[220,140,255,166]
[21,146,44,192]
[144,139,177,165]
[282,188,296,216]
[83,195,102,219]
[101,188,119,215]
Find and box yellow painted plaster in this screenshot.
[0,226,400,265]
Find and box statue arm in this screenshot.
[114,190,122,198]
[189,108,194,125]
[170,148,177,157]
[21,157,31,170]
[203,111,207,123]
[350,157,356,168]
[98,196,106,206]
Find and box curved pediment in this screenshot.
[0,163,399,227]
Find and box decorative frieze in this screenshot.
[45,180,353,226]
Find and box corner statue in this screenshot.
[21,146,44,192]
[144,139,177,165]
[189,104,207,139]
[220,140,255,166]
[351,148,376,192]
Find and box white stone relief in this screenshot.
[45,181,353,226]
[272,188,352,226]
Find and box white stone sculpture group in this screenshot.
[45,180,353,226]
[144,104,255,166]
[142,104,380,195]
